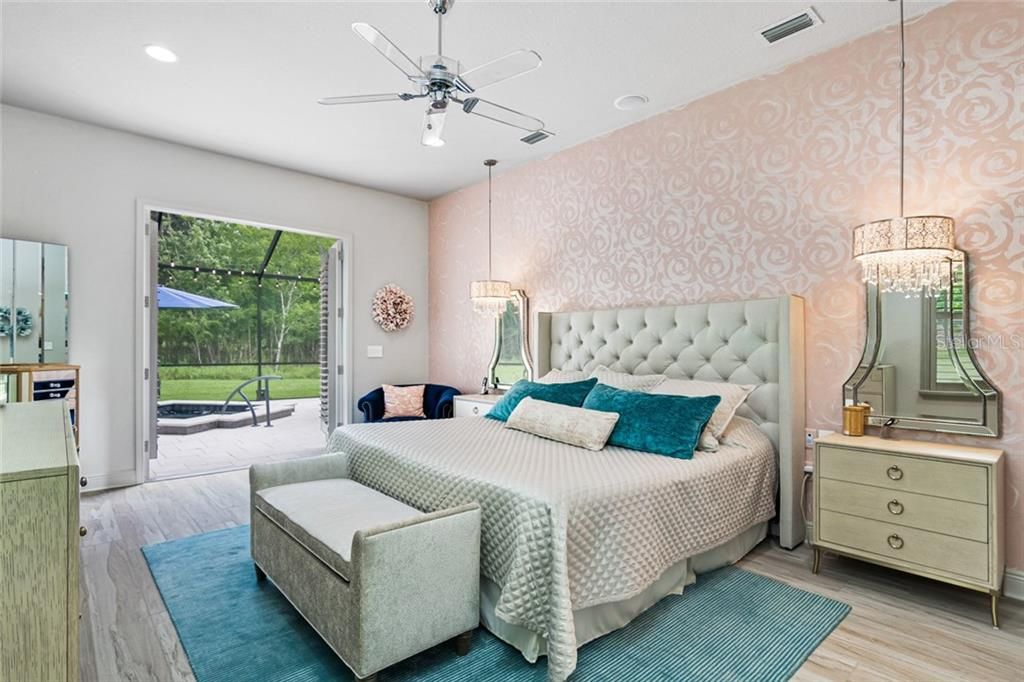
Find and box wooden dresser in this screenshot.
[0,363,81,448]
[0,400,82,681]
[812,433,1004,626]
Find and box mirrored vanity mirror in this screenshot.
[489,290,533,389]
[0,238,69,364]
[844,252,1000,436]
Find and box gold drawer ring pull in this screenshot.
[887,533,904,550]
[887,499,904,515]
[886,465,904,481]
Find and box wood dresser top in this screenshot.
[817,433,1003,465]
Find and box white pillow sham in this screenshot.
[590,365,666,392]
[653,378,756,451]
[535,369,589,384]
[505,397,619,451]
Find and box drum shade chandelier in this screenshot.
[851,0,957,297]
[470,159,512,316]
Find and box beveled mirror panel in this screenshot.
[0,238,69,364]
[489,290,533,389]
[844,253,1000,436]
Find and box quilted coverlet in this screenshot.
[326,416,776,681]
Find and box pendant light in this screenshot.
[470,159,512,316]
[851,0,956,297]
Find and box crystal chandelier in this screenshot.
[470,159,511,316]
[851,0,956,297]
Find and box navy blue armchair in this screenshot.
[358,384,462,423]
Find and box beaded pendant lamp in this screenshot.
[851,0,956,297]
[470,159,512,315]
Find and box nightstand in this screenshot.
[453,393,503,418]
[812,433,1005,627]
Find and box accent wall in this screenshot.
[428,2,1023,567]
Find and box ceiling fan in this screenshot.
[319,0,551,148]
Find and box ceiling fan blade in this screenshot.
[318,93,415,105]
[352,22,425,81]
[461,97,544,133]
[457,49,541,93]
[421,107,447,147]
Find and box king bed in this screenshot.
[327,295,806,681]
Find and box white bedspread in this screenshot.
[326,415,776,681]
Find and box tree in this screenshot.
[157,215,333,368]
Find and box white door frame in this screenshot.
[134,199,353,484]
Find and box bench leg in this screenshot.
[454,630,473,656]
[254,563,267,583]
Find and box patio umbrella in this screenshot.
[157,285,238,309]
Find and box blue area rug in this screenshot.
[143,525,849,681]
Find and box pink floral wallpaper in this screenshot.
[429,2,1023,568]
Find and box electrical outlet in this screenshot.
[805,430,816,448]
[803,463,814,474]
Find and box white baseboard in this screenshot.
[1004,569,1024,602]
[81,469,136,493]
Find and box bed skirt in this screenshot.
[480,521,768,662]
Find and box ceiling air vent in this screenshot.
[761,8,823,44]
[520,131,553,145]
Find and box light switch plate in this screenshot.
[366,345,383,358]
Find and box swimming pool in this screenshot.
[157,401,296,435]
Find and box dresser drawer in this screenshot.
[818,510,989,582]
[33,378,75,391]
[818,478,988,542]
[454,399,493,418]
[818,445,987,504]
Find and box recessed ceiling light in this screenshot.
[613,94,649,111]
[144,45,178,63]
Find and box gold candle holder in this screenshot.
[842,404,869,436]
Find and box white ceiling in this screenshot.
[2,1,947,200]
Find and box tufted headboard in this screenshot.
[533,295,806,549]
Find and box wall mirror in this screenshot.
[844,252,1000,437]
[0,238,69,364]
[489,289,533,389]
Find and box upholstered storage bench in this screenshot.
[249,454,481,681]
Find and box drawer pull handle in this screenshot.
[472,406,479,415]
[887,499,904,515]
[80,476,88,488]
[79,526,88,538]
[886,465,904,481]
[887,533,904,550]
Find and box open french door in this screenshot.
[320,242,348,434]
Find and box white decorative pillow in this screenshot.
[653,378,756,450]
[505,397,619,451]
[590,365,666,392]
[536,369,588,384]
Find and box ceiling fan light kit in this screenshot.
[320,0,550,148]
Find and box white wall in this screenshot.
[1,105,429,489]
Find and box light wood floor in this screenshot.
[80,470,1024,682]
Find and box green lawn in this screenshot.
[158,364,318,401]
